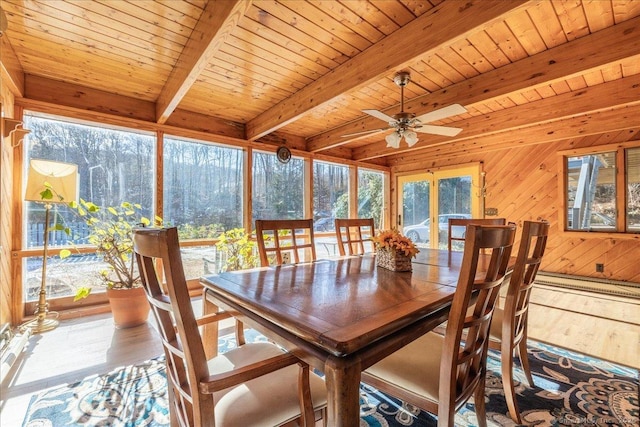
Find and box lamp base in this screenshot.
[20,312,60,333]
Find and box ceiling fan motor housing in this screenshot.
[393,71,411,87]
[392,111,416,126]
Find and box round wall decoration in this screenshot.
[276,146,291,164]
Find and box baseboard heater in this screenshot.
[0,323,31,385]
[535,271,640,299]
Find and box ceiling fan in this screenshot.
[344,71,467,149]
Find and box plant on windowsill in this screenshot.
[65,199,162,328]
[371,229,419,272]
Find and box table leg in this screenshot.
[201,290,219,359]
[324,355,361,427]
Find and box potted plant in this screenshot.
[69,200,162,328]
[215,228,261,272]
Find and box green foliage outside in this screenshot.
[334,171,384,228]
[215,228,261,272]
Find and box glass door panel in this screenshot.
[398,174,431,249]
[437,176,472,249]
[398,165,481,249]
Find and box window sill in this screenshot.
[560,230,640,240]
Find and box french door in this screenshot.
[397,165,482,249]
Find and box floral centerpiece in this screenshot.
[371,229,419,271]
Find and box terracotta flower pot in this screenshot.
[106,286,150,328]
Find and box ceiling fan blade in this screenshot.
[414,125,463,137]
[414,104,467,124]
[362,109,395,123]
[341,127,389,138]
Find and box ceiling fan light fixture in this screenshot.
[385,131,401,149]
[404,130,418,147]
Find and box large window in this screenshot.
[252,151,304,223]
[23,114,155,300]
[313,161,349,232]
[564,145,639,233]
[163,137,244,239]
[17,113,388,306]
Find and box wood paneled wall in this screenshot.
[392,132,640,283]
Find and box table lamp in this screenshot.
[22,159,79,333]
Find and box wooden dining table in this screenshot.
[200,249,487,426]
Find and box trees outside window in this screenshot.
[163,137,243,238]
[23,114,155,300]
[358,169,384,229]
[313,161,348,232]
[252,151,304,223]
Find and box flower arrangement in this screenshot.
[371,229,419,258]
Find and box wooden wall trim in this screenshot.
[557,139,640,156]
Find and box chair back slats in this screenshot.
[133,227,213,427]
[442,224,516,414]
[504,220,549,349]
[447,217,506,251]
[335,218,375,256]
[255,219,316,266]
[485,220,549,423]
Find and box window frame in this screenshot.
[558,141,640,237]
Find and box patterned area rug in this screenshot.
[23,334,639,427]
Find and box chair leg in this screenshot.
[518,339,534,387]
[235,320,246,346]
[474,376,488,427]
[501,347,523,424]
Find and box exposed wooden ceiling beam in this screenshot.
[155,0,250,124]
[310,15,640,154]
[354,72,640,161]
[0,35,24,97]
[244,0,530,141]
[354,73,640,162]
[24,75,157,121]
[385,104,640,167]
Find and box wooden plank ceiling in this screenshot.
[1,0,639,166]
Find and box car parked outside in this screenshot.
[402,213,471,243]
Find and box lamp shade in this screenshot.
[25,159,79,203]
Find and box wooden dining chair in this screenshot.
[255,219,317,266]
[334,218,375,256]
[448,217,506,251]
[132,227,327,427]
[362,224,516,427]
[488,220,549,423]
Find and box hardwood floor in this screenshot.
[1,287,638,426]
[524,284,640,368]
